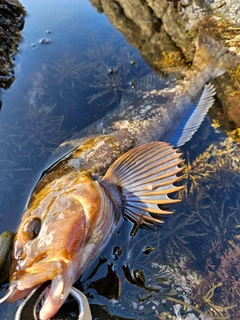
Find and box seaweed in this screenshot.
[79,41,147,109]
[48,55,84,86]
[0,65,71,221]
[195,245,240,319]
[86,50,141,108]
[153,51,190,75]
[118,244,234,320]
[181,137,240,196]
[214,245,240,317]
[113,133,240,319]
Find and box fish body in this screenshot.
[60,36,238,151]
[1,36,239,320]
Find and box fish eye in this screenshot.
[24,217,42,240]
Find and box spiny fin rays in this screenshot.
[102,141,184,226]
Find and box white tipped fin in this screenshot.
[102,142,184,226]
[171,83,216,147]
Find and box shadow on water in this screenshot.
[0,0,240,319]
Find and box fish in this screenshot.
[0,35,239,320]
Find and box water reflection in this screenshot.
[0,0,240,319]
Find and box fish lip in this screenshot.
[7,279,67,320]
[7,259,74,320]
[7,259,65,302]
[6,283,39,304]
[38,276,67,320]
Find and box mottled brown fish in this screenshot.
[0,35,239,320]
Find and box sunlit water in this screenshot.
[0,0,240,319]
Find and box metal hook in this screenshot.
[70,287,92,320]
[14,285,92,320]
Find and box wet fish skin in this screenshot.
[8,169,117,318]
[85,36,240,147]
[5,140,183,320]
[1,36,240,320]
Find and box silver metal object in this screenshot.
[13,285,92,320]
[15,287,39,320]
[70,287,92,320]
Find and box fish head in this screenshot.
[6,171,115,319]
[3,140,184,320]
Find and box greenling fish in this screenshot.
[0,35,239,320]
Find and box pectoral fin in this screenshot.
[102,142,184,226]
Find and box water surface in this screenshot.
[0,0,240,319]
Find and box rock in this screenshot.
[209,0,240,25]
[0,0,26,90]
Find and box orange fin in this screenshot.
[102,142,184,226]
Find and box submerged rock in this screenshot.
[0,0,26,90]
[209,0,240,25]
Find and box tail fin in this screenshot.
[184,35,240,99]
[192,35,240,79]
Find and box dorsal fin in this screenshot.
[120,72,172,106]
[101,142,184,226]
[170,83,216,147]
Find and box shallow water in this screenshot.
[0,0,240,319]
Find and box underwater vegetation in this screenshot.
[20,66,67,155]
[153,51,190,75]
[1,2,240,319]
[182,136,240,194]
[110,229,234,320]
[77,40,149,109]
[107,135,240,319]
[202,244,240,319]
[82,44,148,109]
[45,35,148,125]
[0,64,71,231]
[48,54,84,87]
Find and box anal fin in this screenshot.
[170,83,216,147]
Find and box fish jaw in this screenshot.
[38,276,67,320]
[5,172,118,318]
[7,259,75,320]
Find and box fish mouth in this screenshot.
[6,260,72,320]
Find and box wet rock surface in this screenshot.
[0,0,26,90]
[208,0,240,25]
